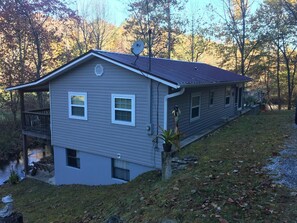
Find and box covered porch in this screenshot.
[18,83,52,175]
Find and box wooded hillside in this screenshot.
[0,0,297,121]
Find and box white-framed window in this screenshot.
[190,92,201,121]
[111,94,135,126]
[112,159,130,181]
[66,148,80,169]
[225,86,231,106]
[68,92,87,120]
[209,90,214,107]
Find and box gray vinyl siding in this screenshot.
[167,86,236,138]
[50,58,167,169]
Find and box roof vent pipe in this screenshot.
[163,88,185,130]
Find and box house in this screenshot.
[7,50,251,185]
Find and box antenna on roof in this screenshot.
[146,0,152,71]
[131,40,144,65]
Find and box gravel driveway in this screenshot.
[265,124,297,190]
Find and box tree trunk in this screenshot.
[295,99,297,125]
[284,56,292,110]
[9,91,17,125]
[191,16,194,62]
[240,0,246,76]
[276,45,281,110]
[167,0,171,59]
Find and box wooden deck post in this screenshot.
[19,91,29,174]
[22,135,29,174]
[19,91,25,128]
[162,152,172,181]
[295,99,297,125]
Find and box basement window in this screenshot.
[66,148,80,169]
[112,159,130,181]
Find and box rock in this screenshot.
[183,156,198,162]
[173,187,179,191]
[233,170,239,173]
[211,202,218,208]
[227,198,234,203]
[191,189,197,194]
[140,197,144,201]
[290,192,297,197]
[171,156,198,171]
[176,160,187,164]
[171,157,179,162]
[177,165,187,170]
[0,204,14,219]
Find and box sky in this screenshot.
[75,0,261,27]
[109,0,223,26]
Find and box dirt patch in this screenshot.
[265,124,297,190]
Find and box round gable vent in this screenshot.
[95,64,104,76]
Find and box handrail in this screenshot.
[23,111,50,116]
[29,108,50,112]
[23,108,50,116]
[22,109,51,136]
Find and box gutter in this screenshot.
[163,88,185,130]
[179,80,252,88]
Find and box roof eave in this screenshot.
[6,51,97,91]
[6,50,180,91]
[179,79,252,88]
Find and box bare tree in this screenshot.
[256,0,297,110]
[90,0,112,50]
[124,0,186,58]
[187,2,212,62]
[218,0,259,76]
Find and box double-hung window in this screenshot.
[225,87,231,106]
[68,92,87,120]
[66,148,80,169]
[190,93,201,121]
[111,94,135,126]
[112,159,130,181]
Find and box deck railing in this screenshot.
[23,109,50,137]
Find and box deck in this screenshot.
[22,109,51,139]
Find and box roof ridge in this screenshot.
[93,49,204,65]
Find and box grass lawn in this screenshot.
[1,111,297,222]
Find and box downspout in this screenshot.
[163,87,185,130]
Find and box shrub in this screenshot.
[8,168,20,185]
